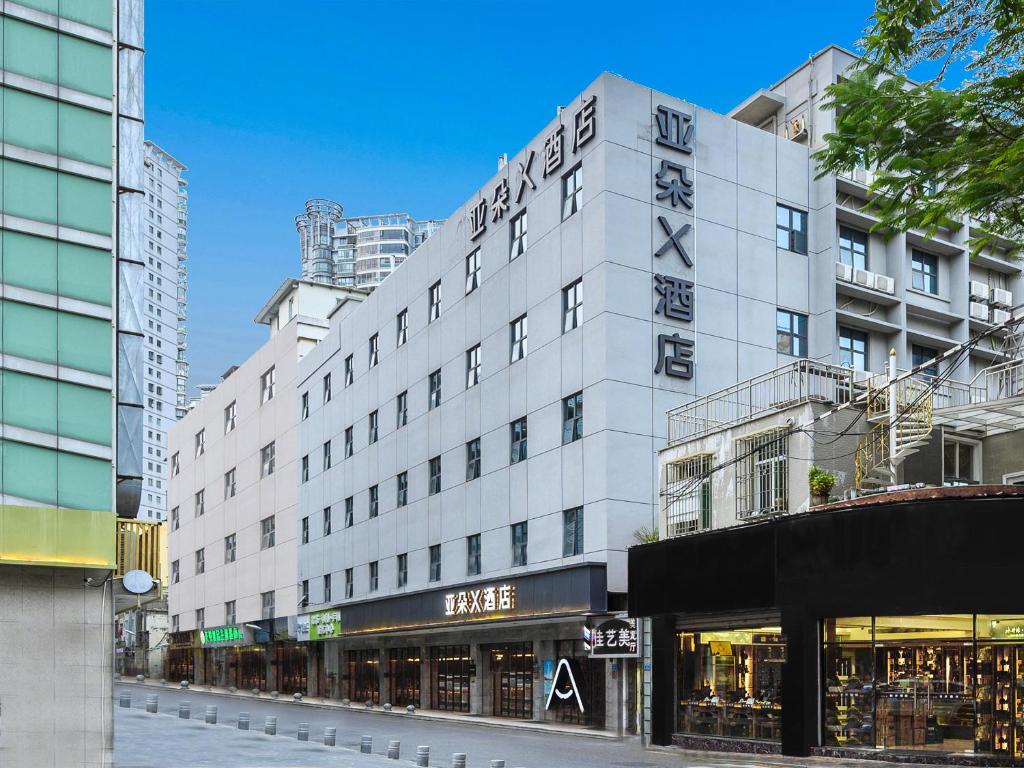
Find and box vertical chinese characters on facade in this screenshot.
[653,104,696,380]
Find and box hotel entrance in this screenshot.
[487,642,534,719]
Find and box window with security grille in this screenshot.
[664,454,713,536]
[736,429,789,518]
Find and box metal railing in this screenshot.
[116,519,166,590]
[667,360,857,444]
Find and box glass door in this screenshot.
[489,643,534,719]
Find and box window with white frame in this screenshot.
[260,515,276,549]
[396,308,408,346]
[428,280,441,322]
[261,591,275,620]
[368,334,379,367]
[563,279,583,333]
[224,533,236,563]
[194,429,205,457]
[665,454,713,536]
[466,345,481,388]
[224,401,236,433]
[466,249,481,294]
[323,372,332,404]
[260,366,276,404]
[510,209,527,259]
[943,436,980,485]
[345,354,354,386]
[562,163,583,220]
[736,429,789,518]
[224,468,236,499]
[260,442,276,477]
[510,314,527,363]
[194,489,205,517]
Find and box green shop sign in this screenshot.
[300,609,342,641]
[200,626,245,646]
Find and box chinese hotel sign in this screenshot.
[468,95,597,241]
[652,104,696,381]
[444,583,516,617]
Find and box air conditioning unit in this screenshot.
[992,308,1011,325]
[991,288,1012,307]
[853,268,873,287]
[836,262,853,282]
[873,274,895,294]
[785,115,807,141]
[969,281,990,301]
[970,302,991,322]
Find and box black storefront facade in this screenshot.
[630,487,1024,765]
[299,564,636,732]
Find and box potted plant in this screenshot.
[808,465,837,507]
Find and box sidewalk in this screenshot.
[115,705,394,768]
[120,677,618,740]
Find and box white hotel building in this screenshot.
[169,46,1021,734]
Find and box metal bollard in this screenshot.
[180,680,189,689]
[452,753,467,768]
[324,726,336,747]
[415,746,430,767]
[264,715,277,735]
[178,701,190,719]
[118,692,131,708]
[205,705,217,724]
[237,712,250,730]
[360,735,372,754]
[136,674,145,683]
[297,723,309,741]
[387,740,400,759]
[490,761,505,768]
[145,694,158,713]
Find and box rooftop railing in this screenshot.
[667,359,858,445]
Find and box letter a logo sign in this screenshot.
[544,658,584,713]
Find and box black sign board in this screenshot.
[587,617,640,657]
[544,658,585,713]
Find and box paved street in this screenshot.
[114,685,934,768]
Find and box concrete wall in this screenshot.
[981,430,1024,484]
[168,317,326,630]
[0,565,113,767]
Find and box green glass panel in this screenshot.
[58,241,111,305]
[56,312,110,375]
[3,231,57,295]
[58,172,110,235]
[18,0,59,14]
[57,450,111,511]
[3,89,57,154]
[3,441,57,505]
[58,102,111,167]
[3,301,57,364]
[57,380,110,445]
[3,371,57,435]
[3,160,57,224]
[57,35,111,98]
[4,19,57,84]
[59,0,112,31]
[0,503,114,568]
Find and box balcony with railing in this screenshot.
[667,360,859,445]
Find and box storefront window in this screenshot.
[388,647,421,708]
[233,646,266,691]
[824,615,992,755]
[430,645,471,713]
[347,649,380,705]
[675,627,785,742]
[488,642,533,719]
[976,615,1024,759]
[166,646,194,683]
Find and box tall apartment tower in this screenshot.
[139,141,189,521]
[296,198,443,290]
[0,0,145,765]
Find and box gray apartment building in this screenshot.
[172,45,1021,739]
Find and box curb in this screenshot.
[114,681,620,741]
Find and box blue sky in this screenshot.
[147,0,878,389]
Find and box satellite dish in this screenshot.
[123,569,155,595]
